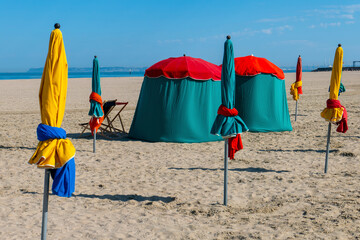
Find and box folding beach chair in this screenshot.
[79,99,128,138]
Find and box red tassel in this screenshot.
[228,134,243,159]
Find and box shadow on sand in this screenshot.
[73,193,176,203]
[67,132,140,142]
[259,148,339,153]
[0,145,36,150]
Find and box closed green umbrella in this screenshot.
[88,56,104,152]
[89,56,103,117]
[211,36,248,205]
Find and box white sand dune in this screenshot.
[0,72,359,239]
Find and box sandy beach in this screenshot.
[0,72,359,239]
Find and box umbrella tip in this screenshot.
[338,43,342,47]
[54,23,60,29]
[299,55,301,57]
[183,54,186,56]
[94,55,97,58]
[226,35,231,40]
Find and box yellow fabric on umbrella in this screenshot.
[290,81,302,101]
[29,29,76,169]
[321,46,344,123]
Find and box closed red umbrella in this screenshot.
[145,55,221,80]
[290,56,303,121]
[295,56,303,95]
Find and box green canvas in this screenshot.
[235,74,292,132]
[129,76,223,142]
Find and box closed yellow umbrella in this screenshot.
[321,45,344,123]
[28,23,76,239]
[29,27,75,168]
[321,44,348,173]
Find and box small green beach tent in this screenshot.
[129,55,223,142]
[234,55,292,132]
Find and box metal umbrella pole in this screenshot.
[93,130,96,153]
[324,122,331,173]
[295,100,298,121]
[41,169,50,240]
[224,139,229,206]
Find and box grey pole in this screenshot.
[93,130,96,153]
[224,139,228,206]
[324,122,331,173]
[295,100,298,121]
[41,169,50,240]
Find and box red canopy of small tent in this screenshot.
[145,56,221,81]
[234,55,285,80]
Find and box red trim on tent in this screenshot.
[145,56,221,81]
[234,55,285,80]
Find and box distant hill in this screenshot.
[27,67,148,73]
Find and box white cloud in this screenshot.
[157,39,182,45]
[261,28,273,34]
[310,4,360,19]
[272,40,316,47]
[319,22,341,28]
[277,25,293,32]
[158,24,293,45]
[340,14,354,19]
[257,17,291,23]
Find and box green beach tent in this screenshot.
[234,56,292,132]
[129,55,223,143]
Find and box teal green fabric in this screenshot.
[235,74,292,132]
[88,57,103,117]
[210,39,248,137]
[129,76,223,142]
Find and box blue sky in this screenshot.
[0,0,359,72]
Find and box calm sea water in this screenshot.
[0,72,145,80]
[0,70,303,80]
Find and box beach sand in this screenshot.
[0,72,359,239]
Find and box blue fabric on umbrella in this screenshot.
[211,39,248,137]
[37,123,66,141]
[37,124,75,197]
[88,57,103,118]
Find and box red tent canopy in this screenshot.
[234,55,285,80]
[145,56,221,81]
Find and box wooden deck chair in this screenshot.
[79,99,128,138]
[100,101,128,136]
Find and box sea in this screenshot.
[0,69,310,80]
[0,71,145,80]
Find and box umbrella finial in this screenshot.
[226,35,231,40]
[183,54,186,56]
[338,43,342,47]
[94,55,97,58]
[54,23,60,29]
[299,55,301,57]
